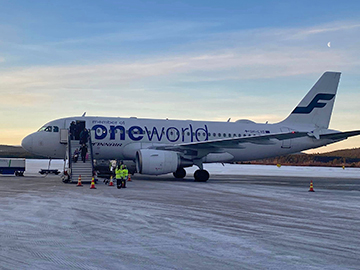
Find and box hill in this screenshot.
[318,148,360,159]
[250,148,360,167]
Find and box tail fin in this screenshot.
[280,71,341,128]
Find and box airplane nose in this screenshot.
[21,134,33,153]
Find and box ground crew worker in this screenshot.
[115,165,123,189]
[121,165,129,188]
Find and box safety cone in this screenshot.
[308,180,315,192]
[128,174,131,182]
[109,176,114,186]
[76,175,83,187]
[90,177,96,189]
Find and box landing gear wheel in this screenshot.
[194,169,209,182]
[173,168,186,179]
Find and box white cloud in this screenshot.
[287,21,360,40]
[2,20,360,147]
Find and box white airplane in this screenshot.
[21,71,360,181]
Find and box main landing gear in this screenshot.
[173,161,210,182]
[194,169,209,182]
[173,167,186,179]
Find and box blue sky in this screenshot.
[1,0,360,152]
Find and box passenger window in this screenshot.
[223,133,226,137]
[53,126,59,132]
[218,133,221,137]
[213,133,216,137]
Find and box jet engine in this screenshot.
[136,149,180,175]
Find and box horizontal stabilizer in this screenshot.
[320,130,360,141]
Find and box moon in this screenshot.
[327,42,331,48]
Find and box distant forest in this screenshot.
[246,148,360,167]
[1,145,360,167]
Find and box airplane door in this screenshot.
[75,120,86,140]
[60,129,68,144]
[280,127,292,149]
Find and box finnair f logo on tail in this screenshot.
[292,93,335,114]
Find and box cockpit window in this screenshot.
[53,126,59,132]
[44,126,52,132]
[38,126,47,132]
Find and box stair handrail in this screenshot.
[88,129,95,176]
[68,131,72,180]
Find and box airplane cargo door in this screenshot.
[280,127,292,149]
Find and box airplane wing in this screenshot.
[154,131,308,151]
[319,130,360,141]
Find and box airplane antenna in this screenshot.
[227,118,231,122]
[82,112,86,117]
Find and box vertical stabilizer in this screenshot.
[280,71,341,128]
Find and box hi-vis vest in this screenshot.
[115,168,122,179]
[122,168,129,178]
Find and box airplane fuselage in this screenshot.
[22,116,335,162]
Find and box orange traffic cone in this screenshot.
[90,177,96,189]
[128,174,131,182]
[76,175,83,186]
[308,180,315,192]
[109,176,114,186]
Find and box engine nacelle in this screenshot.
[136,149,180,175]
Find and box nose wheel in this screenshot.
[194,169,209,182]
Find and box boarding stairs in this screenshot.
[65,131,95,183]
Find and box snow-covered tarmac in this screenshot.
[24,159,360,179]
[1,161,360,269]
